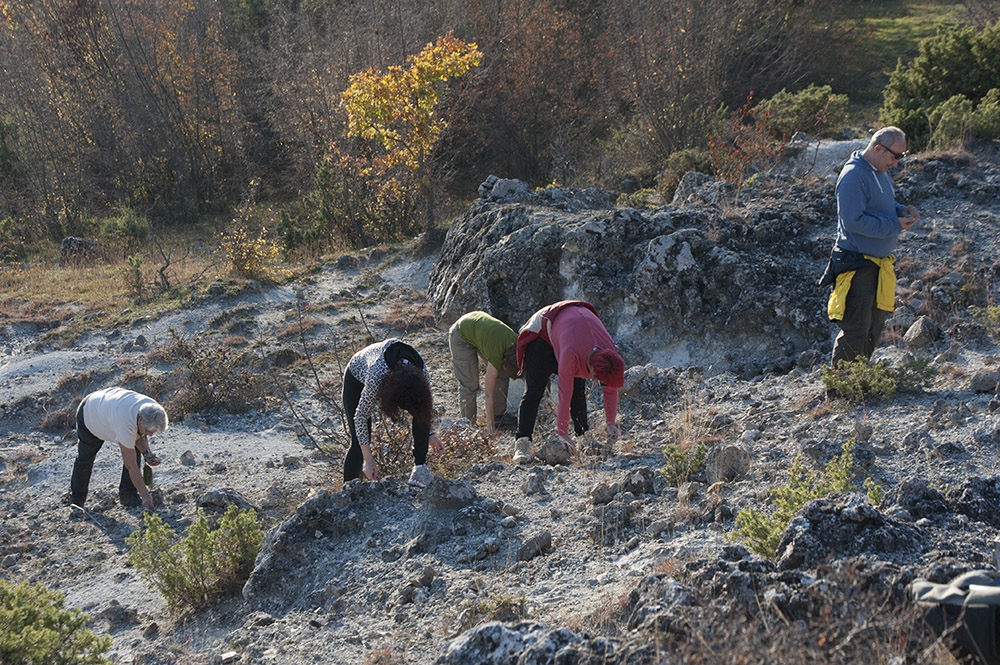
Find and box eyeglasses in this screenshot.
[880,143,908,160]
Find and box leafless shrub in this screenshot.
[155,330,268,417]
[432,426,498,480]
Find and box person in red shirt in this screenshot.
[512,301,624,463]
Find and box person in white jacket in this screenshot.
[69,387,168,510]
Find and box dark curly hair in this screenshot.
[378,365,433,425]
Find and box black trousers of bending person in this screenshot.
[342,368,430,483]
[70,399,141,506]
[515,338,588,441]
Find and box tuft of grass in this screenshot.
[662,442,707,486]
[458,594,528,631]
[973,305,1000,337]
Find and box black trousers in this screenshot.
[342,368,430,482]
[832,263,887,366]
[69,400,140,506]
[515,338,588,440]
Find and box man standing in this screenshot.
[70,387,168,510]
[448,311,519,436]
[821,126,920,366]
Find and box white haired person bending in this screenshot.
[69,387,168,510]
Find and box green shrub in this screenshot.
[661,442,707,486]
[616,187,661,209]
[972,88,1000,139]
[973,305,1000,336]
[100,207,149,248]
[893,357,939,393]
[657,148,714,198]
[118,254,145,301]
[881,22,1000,149]
[734,440,858,558]
[864,477,885,508]
[754,84,850,139]
[821,357,936,402]
[927,94,975,149]
[125,506,264,614]
[299,149,420,251]
[0,578,112,665]
[0,215,27,261]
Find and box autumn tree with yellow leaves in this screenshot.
[341,34,481,238]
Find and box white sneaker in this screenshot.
[512,437,533,464]
[408,464,433,488]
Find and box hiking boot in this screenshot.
[512,437,533,464]
[493,413,518,431]
[408,464,433,488]
[119,492,143,507]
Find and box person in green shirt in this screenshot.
[449,311,520,435]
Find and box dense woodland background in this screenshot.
[0,0,997,257]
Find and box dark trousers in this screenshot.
[515,338,588,440]
[832,264,887,366]
[70,400,140,506]
[342,369,429,482]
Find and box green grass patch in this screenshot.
[826,0,969,109]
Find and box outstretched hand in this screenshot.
[363,457,379,480]
[559,433,577,456]
[429,432,444,455]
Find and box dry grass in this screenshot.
[0,236,222,335]
[381,295,436,333]
[276,316,324,342]
[430,425,499,479]
[0,449,48,483]
[362,646,406,665]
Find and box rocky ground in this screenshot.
[1,138,1000,664]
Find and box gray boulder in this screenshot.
[903,315,941,348]
[437,621,610,665]
[775,493,923,570]
[428,183,832,378]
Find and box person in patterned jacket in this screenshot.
[343,339,443,487]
